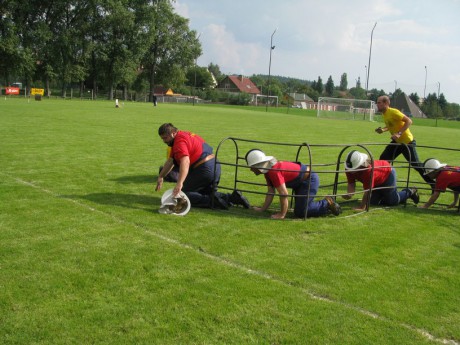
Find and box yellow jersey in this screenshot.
[383,107,413,144]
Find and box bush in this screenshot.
[228,92,252,106]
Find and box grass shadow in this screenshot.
[110,175,156,184]
[62,192,159,212]
[62,193,252,219]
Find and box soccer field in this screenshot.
[1,99,459,344]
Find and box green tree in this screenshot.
[439,93,447,110]
[46,1,92,97]
[185,66,214,89]
[141,1,201,102]
[421,93,439,118]
[367,88,386,102]
[90,0,151,100]
[391,88,404,102]
[349,87,367,100]
[408,93,420,106]
[325,75,334,96]
[0,1,25,85]
[0,1,45,90]
[443,102,460,119]
[313,76,323,94]
[207,63,223,82]
[339,73,347,91]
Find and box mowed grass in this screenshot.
[1,98,459,344]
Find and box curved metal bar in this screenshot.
[213,138,460,215]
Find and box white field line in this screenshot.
[4,173,459,345]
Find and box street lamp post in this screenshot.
[424,65,427,101]
[365,22,377,93]
[266,28,277,112]
[394,80,397,93]
[436,81,441,127]
[193,33,202,106]
[364,65,367,89]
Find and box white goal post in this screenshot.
[317,97,376,121]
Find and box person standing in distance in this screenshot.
[375,95,434,188]
[156,123,249,210]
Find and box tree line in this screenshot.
[247,73,460,119]
[0,0,200,102]
[2,1,458,119]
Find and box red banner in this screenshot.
[5,87,20,95]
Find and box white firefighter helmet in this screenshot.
[158,188,191,216]
[423,158,447,175]
[345,150,369,170]
[245,149,274,168]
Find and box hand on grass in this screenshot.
[271,213,285,220]
[155,178,163,191]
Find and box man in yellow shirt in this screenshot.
[375,95,434,188]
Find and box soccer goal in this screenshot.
[317,97,376,121]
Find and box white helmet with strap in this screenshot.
[423,158,447,175]
[245,149,274,168]
[345,150,369,170]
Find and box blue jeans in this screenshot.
[183,158,223,208]
[370,168,411,206]
[287,168,329,218]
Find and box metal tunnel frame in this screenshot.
[211,138,459,217]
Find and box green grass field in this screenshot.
[1,98,459,344]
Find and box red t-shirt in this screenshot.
[169,131,204,165]
[264,161,301,188]
[435,166,460,192]
[346,160,392,189]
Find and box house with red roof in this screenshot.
[217,75,261,103]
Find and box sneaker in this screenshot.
[410,188,420,204]
[213,194,229,210]
[325,196,342,216]
[229,190,250,209]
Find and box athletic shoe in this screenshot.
[410,188,420,204]
[325,196,342,216]
[229,190,250,208]
[213,194,229,210]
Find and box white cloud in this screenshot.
[173,0,460,103]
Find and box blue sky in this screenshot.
[173,0,460,104]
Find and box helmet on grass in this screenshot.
[159,188,191,216]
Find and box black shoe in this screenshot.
[410,188,420,204]
[325,196,342,216]
[229,190,250,208]
[213,194,229,210]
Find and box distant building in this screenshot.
[153,86,168,96]
[392,93,427,118]
[285,93,315,109]
[217,75,261,103]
